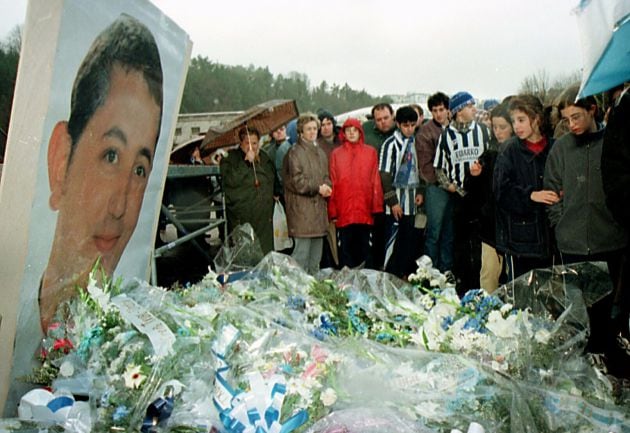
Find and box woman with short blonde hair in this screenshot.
[282,113,331,274]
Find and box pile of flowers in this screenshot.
[11,253,630,433]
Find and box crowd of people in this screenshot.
[219,86,630,376]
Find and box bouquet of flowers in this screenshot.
[14,253,630,433]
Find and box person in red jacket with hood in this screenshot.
[328,118,384,268]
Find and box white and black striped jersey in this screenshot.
[379,130,419,216]
[433,121,490,189]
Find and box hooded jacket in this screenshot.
[544,128,627,255]
[328,118,384,228]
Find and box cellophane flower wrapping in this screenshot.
[13,253,630,433]
[304,407,433,433]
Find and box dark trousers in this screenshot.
[506,255,552,282]
[560,250,624,354]
[367,212,386,270]
[320,229,338,269]
[452,195,482,296]
[338,224,371,268]
[384,214,419,278]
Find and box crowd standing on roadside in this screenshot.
[219,84,630,377]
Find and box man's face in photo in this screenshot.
[50,65,161,276]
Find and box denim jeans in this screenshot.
[424,184,454,272]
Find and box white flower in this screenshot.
[59,360,75,377]
[486,310,519,339]
[190,303,217,320]
[421,315,447,351]
[87,275,110,311]
[534,328,551,344]
[319,388,337,406]
[451,329,490,353]
[409,331,426,347]
[287,378,314,405]
[429,278,443,288]
[123,364,146,389]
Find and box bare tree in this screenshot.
[519,69,551,103]
[1,25,22,54]
[519,69,582,105]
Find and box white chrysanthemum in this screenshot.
[319,388,337,406]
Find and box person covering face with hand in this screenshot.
[221,127,277,255]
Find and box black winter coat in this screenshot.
[602,90,630,231]
[493,136,553,258]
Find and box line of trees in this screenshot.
[0,26,591,163]
[180,55,391,115]
[0,26,21,162]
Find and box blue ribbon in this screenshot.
[264,406,279,429]
[270,382,286,398]
[46,395,74,413]
[280,409,309,433]
[210,322,313,433]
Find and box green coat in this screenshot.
[221,148,276,253]
[362,119,395,154]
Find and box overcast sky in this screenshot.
[0,0,585,100]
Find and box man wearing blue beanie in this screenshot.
[434,91,490,295]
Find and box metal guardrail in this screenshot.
[151,165,226,285]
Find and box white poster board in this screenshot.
[0,0,191,415]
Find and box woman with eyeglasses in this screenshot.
[543,84,627,357]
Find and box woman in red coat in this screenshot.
[328,118,384,268]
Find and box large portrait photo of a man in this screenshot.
[0,0,191,415]
[40,13,163,330]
